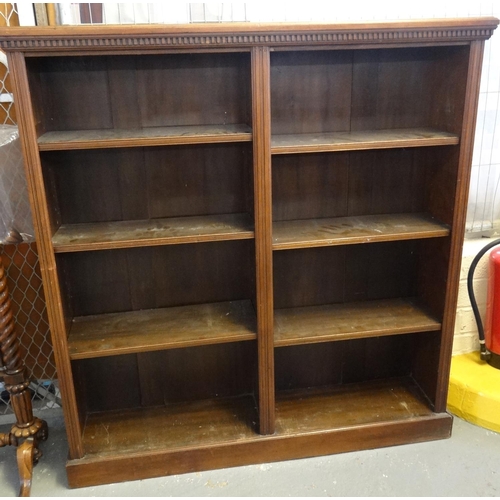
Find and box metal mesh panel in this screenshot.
[0,244,60,415]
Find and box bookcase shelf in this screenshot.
[68,299,257,359]
[272,213,450,251]
[53,213,254,253]
[4,17,497,489]
[78,377,430,458]
[274,378,434,432]
[81,394,259,457]
[38,124,253,151]
[271,127,459,155]
[274,298,440,347]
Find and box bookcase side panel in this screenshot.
[8,51,84,458]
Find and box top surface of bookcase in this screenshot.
[0,18,497,53]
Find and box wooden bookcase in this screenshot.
[0,18,497,488]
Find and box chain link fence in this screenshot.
[0,3,60,418]
[1,243,60,415]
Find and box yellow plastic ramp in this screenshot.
[448,351,500,433]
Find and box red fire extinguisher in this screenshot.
[468,240,500,369]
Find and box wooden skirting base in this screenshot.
[66,412,452,488]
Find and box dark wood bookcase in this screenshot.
[0,18,497,488]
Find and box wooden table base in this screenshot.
[0,254,48,497]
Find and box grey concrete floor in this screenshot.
[0,412,499,497]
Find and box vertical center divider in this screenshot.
[251,46,275,434]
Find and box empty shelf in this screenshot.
[274,298,441,347]
[53,213,254,253]
[275,378,434,433]
[271,127,459,154]
[81,378,432,457]
[272,213,450,250]
[38,124,252,151]
[68,300,257,359]
[82,395,258,456]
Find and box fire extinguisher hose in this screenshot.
[467,238,500,361]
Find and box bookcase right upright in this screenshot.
[269,42,481,422]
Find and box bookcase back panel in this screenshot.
[59,240,255,317]
[272,152,349,221]
[411,330,442,405]
[417,237,451,319]
[350,46,468,133]
[27,52,251,133]
[347,149,426,216]
[74,341,257,412]
[43,144,253,226]
[273,241,418,309]
[272,148,430,221]
[271,50,353,135]
[425,146,462,226]
[271,46,469,135]
[137,343,257,406]
[275,334,413,391]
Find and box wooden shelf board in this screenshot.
[53,213,254,253]
[271,127,459,154]
[272,213,450,250]
[38,124,252,151]
[68,300,257,360]
[275,378,433,433]
[77,377,438,460]
[82,395,259,457]
[274,298,441,347]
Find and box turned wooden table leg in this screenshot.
[0,254,48,497]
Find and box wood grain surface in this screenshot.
[252,46,275,434]
[60,240,255,317]
[272,213,450,250]
[53,213,254,253]
[69,300,257,359]
[271,127,459,154]
[79,377,432,457]
[83,394,259,456]
[43,143,253,226]
[275,378,432,432]
[38,124,252,151]
[274,298,440,346]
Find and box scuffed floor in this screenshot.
[0,414,499,497]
